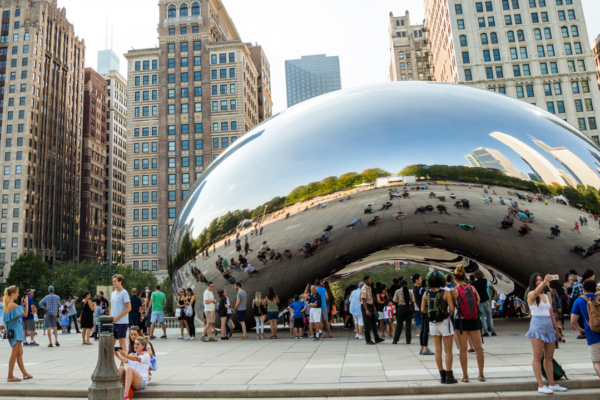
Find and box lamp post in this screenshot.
[88,316,122,400]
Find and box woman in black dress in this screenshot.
[177,289,189,339]
[79,291,95,345]
[186,288,196,339]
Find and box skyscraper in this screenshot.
[388,11,431,82]
[490,131,566,186]
[248,44,274,122]
[125,0,270,275]
[0,0,85,281]
[285,54,341,107]
[470,147,529,180]
[424,0,600,144]
[97,49,120,75]
[102,70,127,265]
[80,69,108,263]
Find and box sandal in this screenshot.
[7,377,21,382]
[48,344,53,347]
[23,375,33,380]
[478,376,486,382]
[461,377,469,383]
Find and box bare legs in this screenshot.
[457,330,484,381]
[118,366,142,396]
[7,342,31,381]
[531,338,556,388]
[432,335,454,372]
[81,328,92,344]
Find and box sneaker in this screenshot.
[419,349,423,355]
[186,336,191,340]
[538,385,553,394]
[549,384,567,392]
[415,334,420,337]
[358,335,365,340]
[190,337,196,340]
[201,336,209,342]
[355,334,359,339]
[209,337,218,342]
[23,342,29,346]
[160,335,167,339]
[29,341,39,347]
[178,336,184,339]
[482,333,489,337]
[366,341,376,345]
[221,337,229,340]
[422,348,434,355]
[577,335,586,339]
[491,332,497,337]
[467,348,475,354]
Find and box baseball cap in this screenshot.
[26,289,35,294]
[411,273,421,282]
[48,285,54,292]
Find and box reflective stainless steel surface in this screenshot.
[169,82,600,323]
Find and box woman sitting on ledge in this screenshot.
[115,337,152,399]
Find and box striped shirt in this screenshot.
[39,294,61,316]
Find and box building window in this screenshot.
[464,69,472,81]
[459,35,467,46]
[481,33,488,44]
[458,20,465,29]
[547,102,555,114]
[462,52,470,64]
[578,118,587,131]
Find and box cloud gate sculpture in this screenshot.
[169,82,600,324]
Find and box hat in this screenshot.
[48,285,54,292]
[411,273,421,282]
[26,289,35,294]
[357,282,365,288]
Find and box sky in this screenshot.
[58,0,600,114]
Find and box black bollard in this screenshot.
[88,316,122,400]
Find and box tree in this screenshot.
[161,276,175,316]
[6,252,50,298]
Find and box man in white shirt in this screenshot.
[111,274,131,350]
[245,264,259,278]
[201,282,218,342]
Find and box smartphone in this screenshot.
[549,274,559,281]
[114,346,122,351]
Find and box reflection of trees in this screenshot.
[169,168,391,276]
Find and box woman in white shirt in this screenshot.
[115,337,152,399]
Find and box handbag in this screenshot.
[185,305,193,317]
[175,308,181,318]
[227,319,235,330]
[2,330,15,340]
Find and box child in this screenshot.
[288,295,306,339]
[60,309,68,334]
[92,298,102,340]
[383,300,395,339]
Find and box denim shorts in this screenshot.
[151,311,164,323]
[113,323,128,339]
[135,377,148,391]
[414,311,422,329]
[267,311,279,321]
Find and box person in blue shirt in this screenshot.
[315,279,331,338]
[3,286,33,381]
[288,295,306,339]
[571,279,600,378]
[306,285,323,340]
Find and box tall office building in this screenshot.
[80,68,108,263]
[125,0,269,274]
[469,147,529,179]
[285,54,341,107]
[592,34,600,90]
[98,49,120,75]
[248,44,273,122]
[0,0,85,282]
[102,70,127,265]
[424,0,600,144]
[388,11,432,81]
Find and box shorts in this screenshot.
[294,317,305,329]
[236,310,246,322]
[455,318,480,332]
[267,311,279,321]
[45,313,58,328]
[205,311,216,324]
[321,308,328,321]
[589,342,600,363]
[353,314,364,326]
[150,311,164,323]
[414,311,422,329]
[23,319,36,332]
[135,377,148,391]
[310,308,322,324]
[385,318,392,325]
[429,318,455,337]
[113,324,128,340]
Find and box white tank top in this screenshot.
[529,294,551,317]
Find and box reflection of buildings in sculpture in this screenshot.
[490,132,566,186]
[528,172,542,182]
[469,147,529,180]
[465,154,483,167]
[533,138,600,189]
[557,169,577,188]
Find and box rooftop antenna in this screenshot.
[111,23,114,50]
[105,14,108,50]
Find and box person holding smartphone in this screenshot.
[525,273,566,394]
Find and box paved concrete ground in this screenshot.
[0,319,598,394]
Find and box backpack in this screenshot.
[541,357,568,381]
[456,285,479,320]
[579,295,600,333]
[427,289,449,323]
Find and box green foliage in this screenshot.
[161,276,174,316]
[6,252,50,299]
[330,264,431,308]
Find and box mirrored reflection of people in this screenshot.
[518,224,532,236]
[549,225,560,239]
[572,222,581,233]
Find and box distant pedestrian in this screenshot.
[129,289,143,330]
[79,291,96,345]
[572,222,580,233]
[349,283,364,339]
[66,296,79,333]
[39,286,61,348]
[234,282,248,340]
[360,276,384,345]
[201,282,218,342]
[22,289,39,346]
[148,285,167,339]
[185,288,197,340]
[253,293,266,339]
[288,295,306,339]
[111,275,132,350]
[392,281,414,344]
[218,289,233,340]
[264,287,280,339]
[473,270,496,337]
[244,242,252,256]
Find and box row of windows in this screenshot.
[458,9,577,30]
[1,124,25,134]
[133,142,158,153]
[168,87,202,98]
[211,69,236,80]
[133,159,158,170]
[168,124,203,135]
[134,106,158,117]
[133,226,158,237]
[134,91,158,101]
[168,190,190,202]
[2,9,21,18]
[167,41,202,53]
[168,173,193,184]
[4,152,23,161]
[168,156,203,167]
[134,75,158,86]
[167,2,201,18]
[133,192,158,203]
[169,26,200,36]
[0,237,20,248]
[134,127,158,137]
[168,56,201,68]
[211,53,235,64]
[464,60,590,80]
[132,242,158,254]
[1,180,21,189]
[134,60,158,71]
[132,260,158,271]
[133,209,158,220]
[1,195,20,204]
[168,71,202,83]
[133,175,158,186]
[211,84,236,95]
